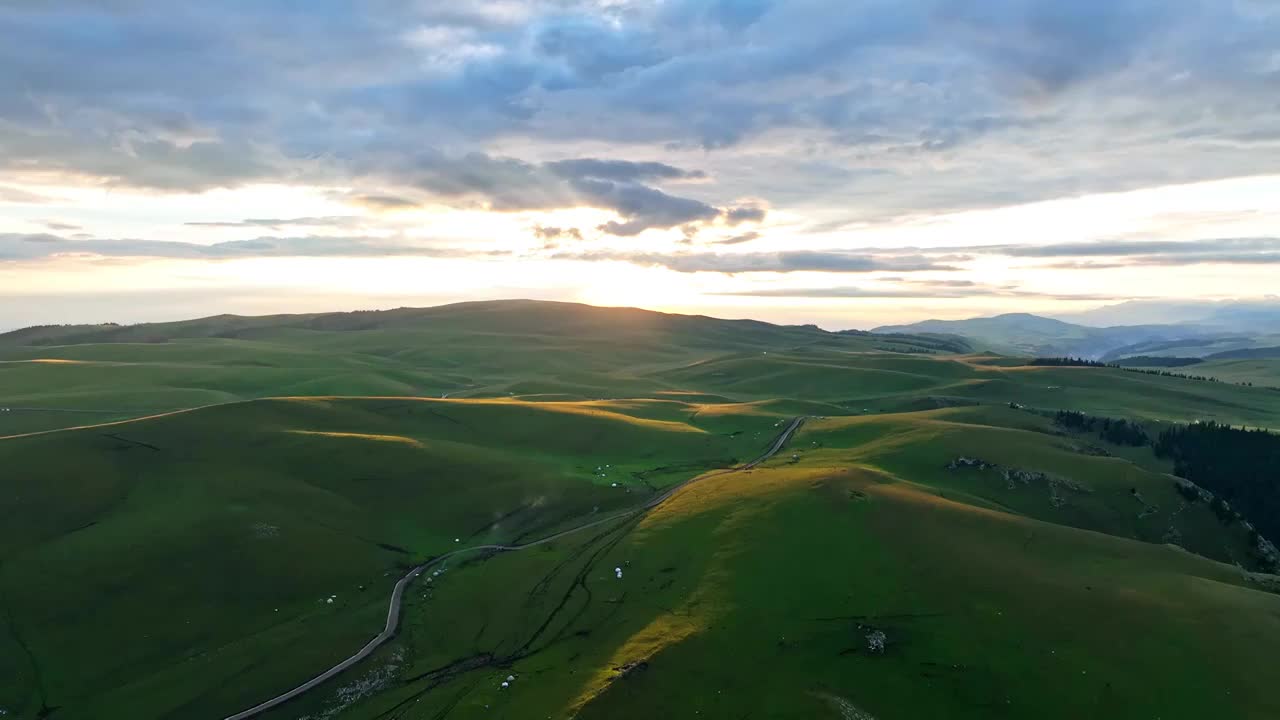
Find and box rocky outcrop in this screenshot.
[946,457,1092,508]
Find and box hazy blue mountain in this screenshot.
[874,313,1220,358]
[1057,299,1280,329]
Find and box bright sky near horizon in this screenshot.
[2,1,1279,330]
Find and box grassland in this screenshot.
[0,393,805,719]
[1127,358,1280,389]
[2,300,1279,720]
[253,409,1280,720]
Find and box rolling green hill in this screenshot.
[253,407,1280,720]
[2,300,1279,720]
[0,396,788,719]
[1123,358,1280,388]
[0,301,957,435]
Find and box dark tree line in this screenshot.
[1122,367,1223,382]
[1114,356,1204,368]
[1030,357,1271,389]
[1031,357,1113,367]
[1050,409,1279,547]
[876,345,937,355]
[873,334,971,353]
[1153,422,1280,543]
[1033,356,1220,380]
[1053,410,1149,446]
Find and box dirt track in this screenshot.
[222,416,805,720]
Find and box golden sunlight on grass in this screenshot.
[284,430,423,447]
[3,359,98,365]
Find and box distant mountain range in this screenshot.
[1052,299,1280,330]
[875,301,1280,359]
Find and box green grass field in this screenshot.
[1128,358,1280,389]
[2,301,1279,719]
[252,410,1280,720]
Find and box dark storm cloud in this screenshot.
[1,0,1277,222]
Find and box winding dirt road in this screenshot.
[223,416,805,720]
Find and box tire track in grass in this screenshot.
[2,586,53,718]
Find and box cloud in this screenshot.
[951,236,1280,266]
[1,0,1274,227]
[1039,261,1131,270]
[183,216,365,229]
[370,151,732,235]
[1140,252,1280,266]
[725,205,768,225]
[715,231,760,245]
[343,193,422,211]
[991,237,1280,258]
[544,159,705,183]
[555,249,958,273]
[582,179,721,236]
[533,225,583,243]
[778,237,1280,270]
[933,1,1180,96]
[0,185,54,204]
[713,283,1122,300]
[0,232,487,261]
[43,221,82,231]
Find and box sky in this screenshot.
[2,0,1279,330]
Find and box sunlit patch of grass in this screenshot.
[0,358,98,364]
[284,430,424,447]
[566,601,707,714]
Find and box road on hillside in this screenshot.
[223,416,806,720]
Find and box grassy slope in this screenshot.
[278,410,1280,720]
[947,360,1280,427]
[0,397,784,719]
[1130,358,1280,389]
[6,306,1277,432]
[0,301,942,434]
